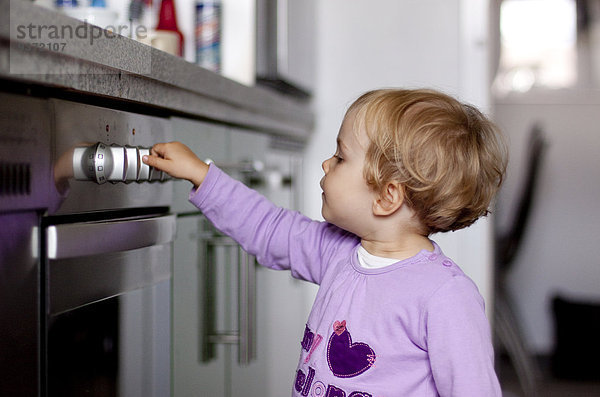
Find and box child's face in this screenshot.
[320,112,377,236]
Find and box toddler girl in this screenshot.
[143,88,507,396]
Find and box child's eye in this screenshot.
[333,153,343,162]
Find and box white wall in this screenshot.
[306,0,497,307]
[494,89,600,354]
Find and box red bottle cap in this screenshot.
[156,0,184,56]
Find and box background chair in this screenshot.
[494,124,548,397]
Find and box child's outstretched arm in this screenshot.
[142,141,209,188]
[142,141,356,285]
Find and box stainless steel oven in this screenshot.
[44,213,174,397]
[0,92,174,397]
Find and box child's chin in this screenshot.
[321,208,331,223]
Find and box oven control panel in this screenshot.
[50,98,173,215]
[73,142,168,184]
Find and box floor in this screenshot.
[499,355,600,397]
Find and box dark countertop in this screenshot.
[0,0,313,140]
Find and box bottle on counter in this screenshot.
[195,0,221,73]
[55,0,78,7]
[155,0,185,57]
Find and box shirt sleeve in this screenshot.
[188,164,355,285]
[424,275,502,396]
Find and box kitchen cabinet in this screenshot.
[256,0,316,97]
[171,116,229,396]
[171,118,311,396]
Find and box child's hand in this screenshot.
[142,141,209,188]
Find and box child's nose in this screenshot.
[322,158,330,173]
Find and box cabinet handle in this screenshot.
[238,246,256,364]
[206,158,264,172]
[206,159,292,189]
[201,227,256,365]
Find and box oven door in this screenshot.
[44,214,175,397]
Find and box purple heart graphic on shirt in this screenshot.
[327,320,376,378]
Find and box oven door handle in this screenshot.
[47,214,176,259]
[46,214,175,315]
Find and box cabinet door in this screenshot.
[171,117,230,396]
[222,128,269,396]
[171,122,312,397]
[228,129,311,397]
[173,215,227,396]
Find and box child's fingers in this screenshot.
[144,142,177,173]
[142,152,168,171]
[142,141,206,185]
[150,142,170,158]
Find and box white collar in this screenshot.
[357,245,399,269]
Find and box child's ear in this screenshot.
[372,181,404,216]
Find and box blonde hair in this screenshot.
[347,88,507,235]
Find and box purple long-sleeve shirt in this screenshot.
[190,164,501,397]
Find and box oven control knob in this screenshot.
[73,145,97,181]
[73,142,125,184]
[137,148,151,181]
[124,146,139,183]
[73,142,169,184]
[107,145,126,183]
[138,148,170,182]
